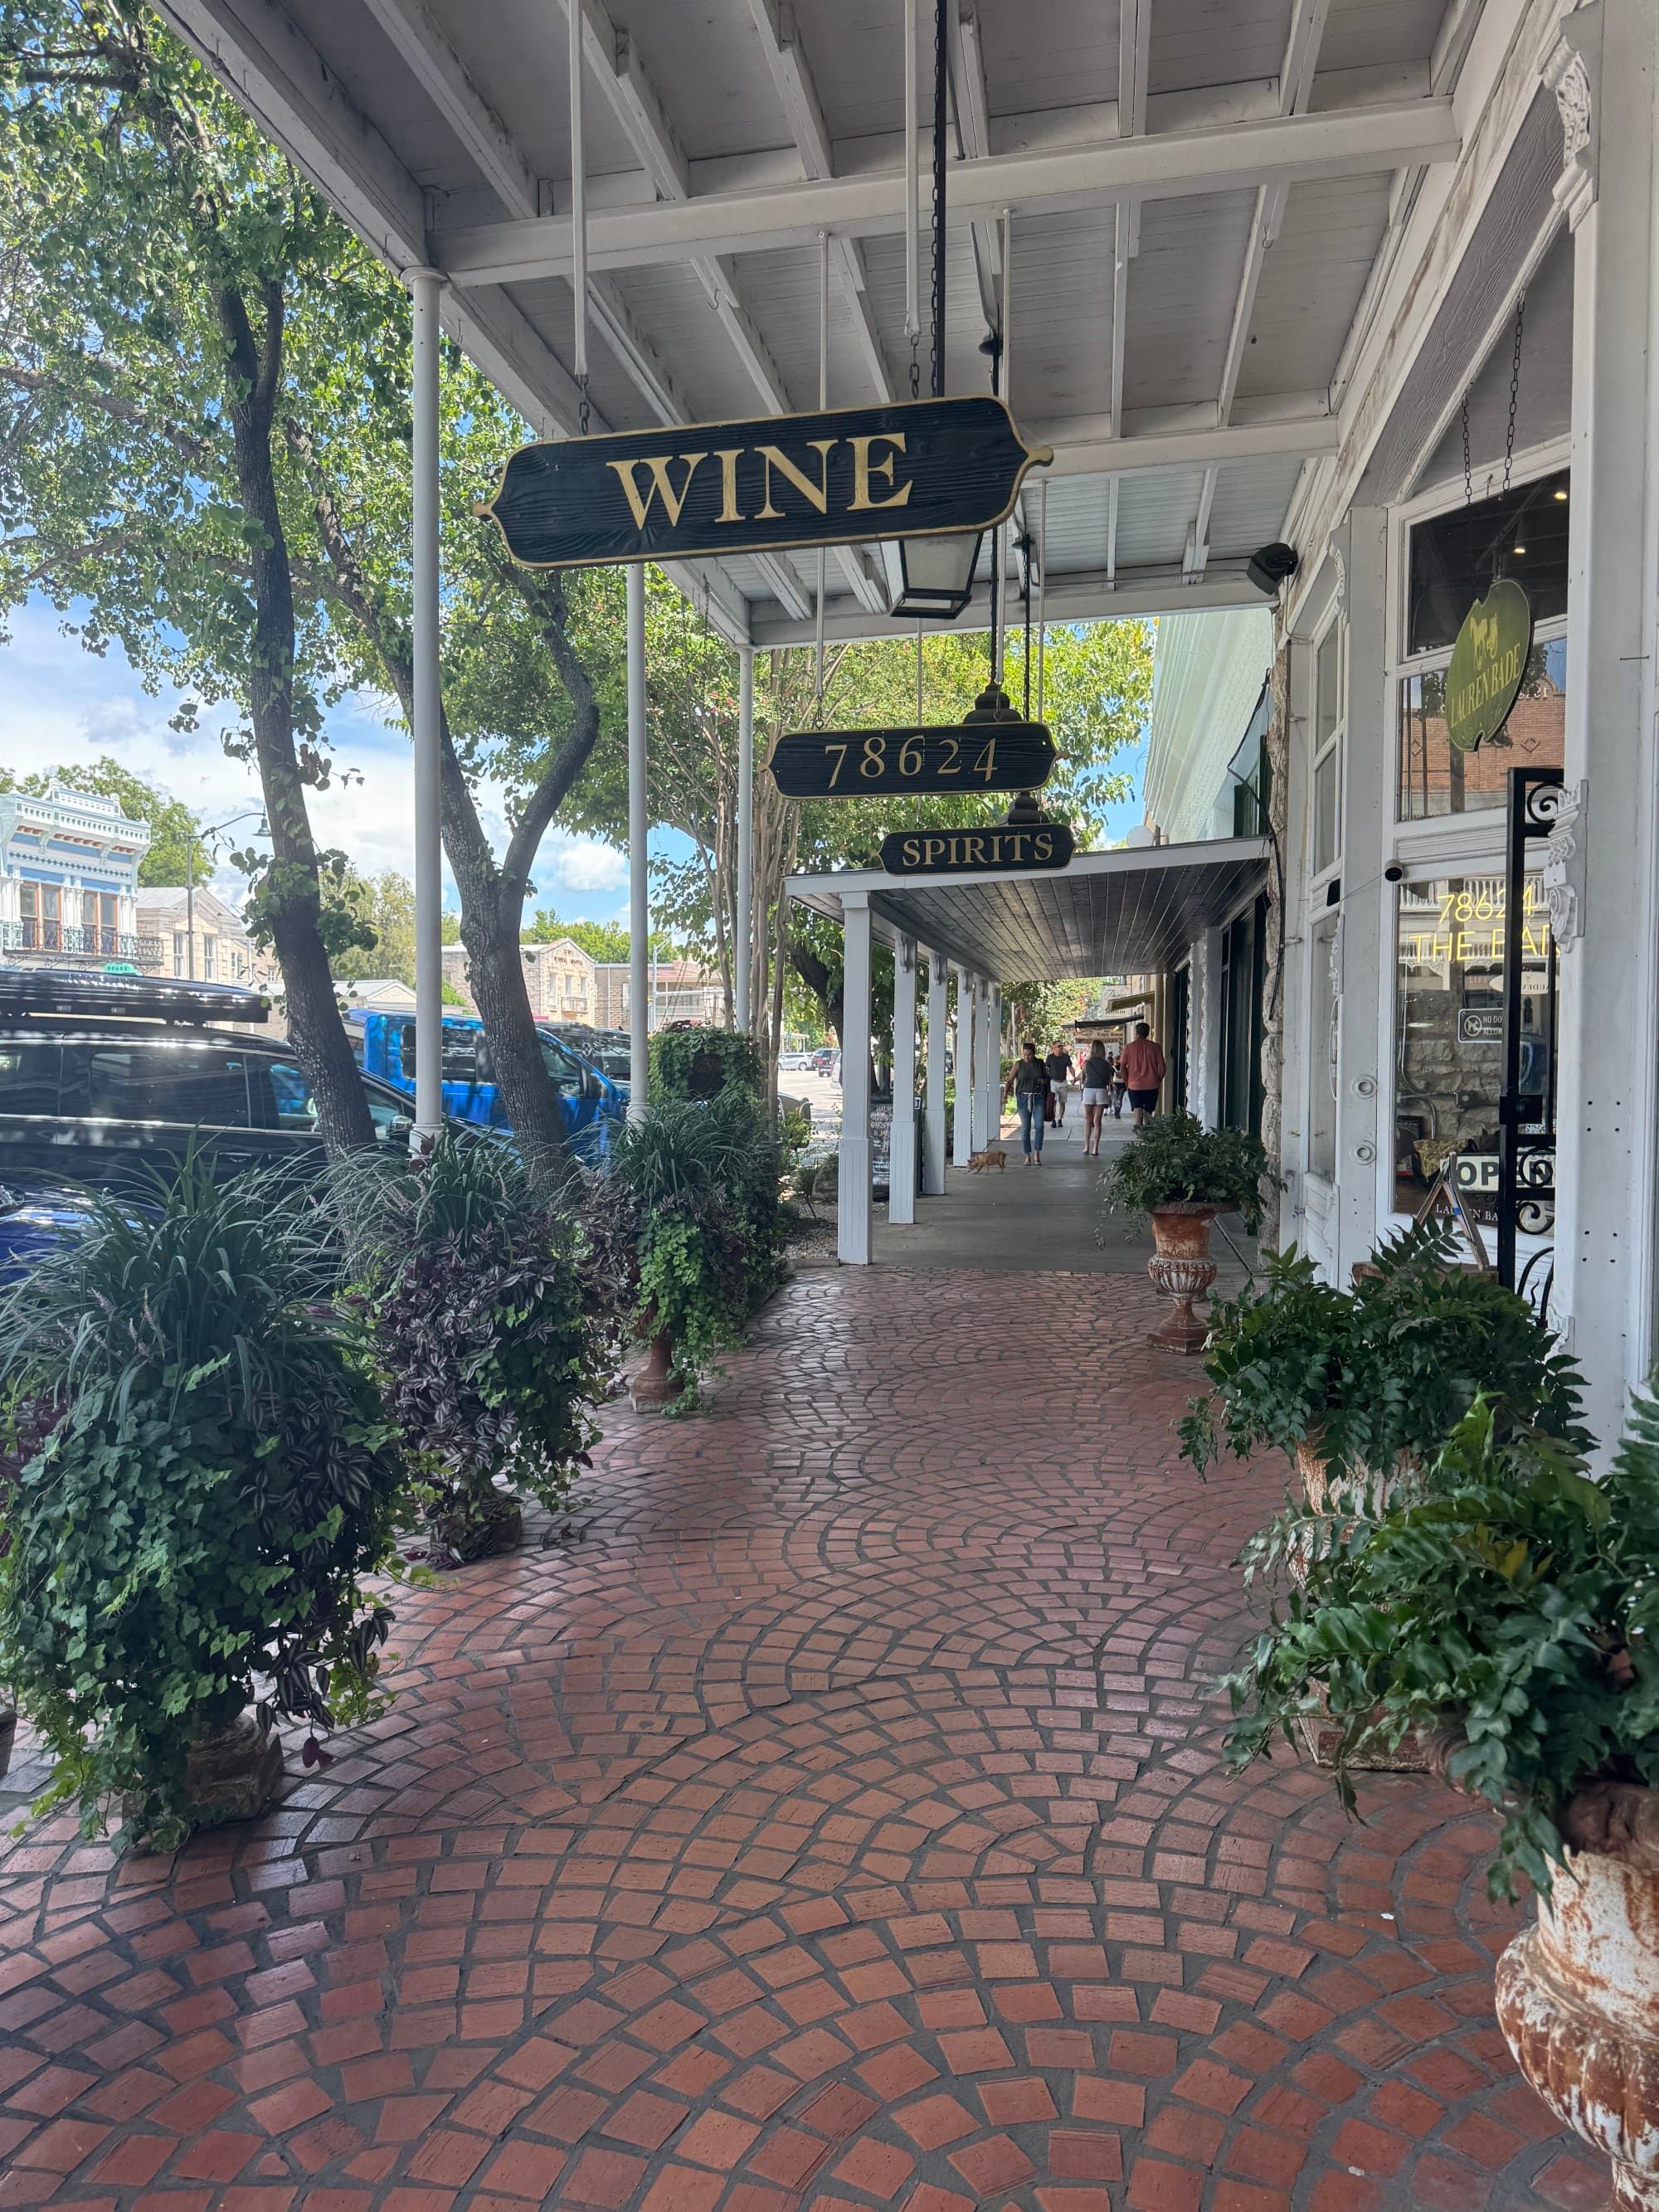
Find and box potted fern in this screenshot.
[1101,1111,1270,1351]
[1224,1393,1659,2212]
[326,1130,608,1563]
[0,1158,406,1850]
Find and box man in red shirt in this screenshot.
[1119,1022,1167,1129]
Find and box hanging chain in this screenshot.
[578,372,591,438]
[1503,291,1525,494]
[1461,391,1472,508]
[909,330,921,401]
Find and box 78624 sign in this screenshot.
[767,722,1055,799]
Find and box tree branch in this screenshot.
[0,362,213,467]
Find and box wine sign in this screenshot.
[879,824,1075,876]
[478,396,1051,569]
[769,722,1055,799]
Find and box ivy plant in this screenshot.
[0,1157,405,1848]
[649,1024,765,1104]
[1101,1110,1271,1228]
[1180,1222,1588,1478]
[1223,1393,1659,1899]
[326,1131,607,1560]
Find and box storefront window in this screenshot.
[1393,873,1554,1217]
[1312,624,1342,873]
[1407,470,1569,655]
[1398,639,1565,818]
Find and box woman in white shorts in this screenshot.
[1078,1043,1112,1156]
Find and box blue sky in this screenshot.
[2,595,684,920]
[5,595,1147,912]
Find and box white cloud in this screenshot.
[542,838,626,892]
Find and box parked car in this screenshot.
[540,1023,632,1087]
[347,1009,625,1153]
[812,1048,836,1075]
[0,966,418,1202]
[779,1050,813,1072]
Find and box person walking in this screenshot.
[1044,1040,1073,1127]
[1106,1049,1126,1118]
[1120,1020,1167,1129]
[1008,1039,1052,1167]
[1078,1041,1112,1156]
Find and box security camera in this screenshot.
[1384,864,1405,883]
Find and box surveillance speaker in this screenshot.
[1246,542,1300,596]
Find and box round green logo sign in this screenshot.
[1444,576,1533,753]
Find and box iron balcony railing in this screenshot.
[0,921,163,963]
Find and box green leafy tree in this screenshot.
[0,2,374,1146]
[330,868,416,986]
[0,756,207,886]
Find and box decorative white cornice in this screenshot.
[1543,3,1602,231]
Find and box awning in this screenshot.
[786,835,1269,981]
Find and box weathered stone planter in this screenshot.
[0,1703,16,1782]
[126,1711,284,1849]
[431,1490,524,1565]
[1290,1439,1437,1772]
[1496,1782,1659,2211]
[1146,1203,1219,1354]
[630,1328,683,1412]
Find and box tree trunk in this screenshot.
[218,284,372,1155]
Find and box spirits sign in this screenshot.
[768,722,1055,799]
[1445,578,1532,752]
[479,396,1051,569]
[879,824,1075,875]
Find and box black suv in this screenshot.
[0,968,416,1187]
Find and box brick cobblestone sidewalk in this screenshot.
[0,1269,1608,2211]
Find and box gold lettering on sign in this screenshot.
[757,440,838,518]
[1034,831,1055,861]
[848,434,912,511]
[713,449,745,523]
[606,453,708,528]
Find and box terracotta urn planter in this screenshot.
[630,1327,683,1412]
[1496,1782,1659,2211]
[1146,1202,1220,1354]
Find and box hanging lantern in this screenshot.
[891,531,984,620]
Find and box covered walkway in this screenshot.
[0,1270,1598,2212]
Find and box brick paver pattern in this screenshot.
[0,1269,1612,2211]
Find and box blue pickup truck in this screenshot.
[345,1010,627,1153]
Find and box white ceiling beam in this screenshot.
[436,100,1462,286]
[563,0,688,201]
[746,0,834,180]
[952,4,1002,329]
[752,564,1264,646]
[1183,467,1219,579]
[1048,407,1335,480]
[360,0,538,221]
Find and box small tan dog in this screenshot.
[967,1146,1008,1174]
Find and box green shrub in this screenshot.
[1102,1109,1271,1228]
[1223,1393,1659,1899]
[587,1091,783,1407]
[1180,1221,1588,1479]
[0,1158,405,1847]
[326,1131,607,1559]
[649,1024,763,1104]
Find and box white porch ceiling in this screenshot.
[155,0,1477,645]
[788,837,1272,980]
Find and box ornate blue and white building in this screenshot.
[0,785,156,967]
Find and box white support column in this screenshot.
[924,950,949,1194]
[985,984,1004,1142]
[408,267,445,1148]
[626,563,649,1121]
[1549,0,1659,1447]
[735,645,754,1033]
[888,936,918,1224]
[839,893,873,1263]
[952,965,975,1164]
[969,980,989,1151]
[1332,510,1387,1286]
[1190,930,1225,1125]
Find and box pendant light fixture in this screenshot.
[889,0,983,621]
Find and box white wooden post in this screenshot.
[1549,0,1659,1446]
[888,936,917,1223]
[952,965,975,1164]
[626,564,649,1120]
[1331,510,1387,1286]
[407,267,444,1147]
[924,950,949,1193]
[838,893,873,1263]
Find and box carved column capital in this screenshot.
[1543,5,1603,231]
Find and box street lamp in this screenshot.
[889,532,984,620]
[183,809,266,980]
